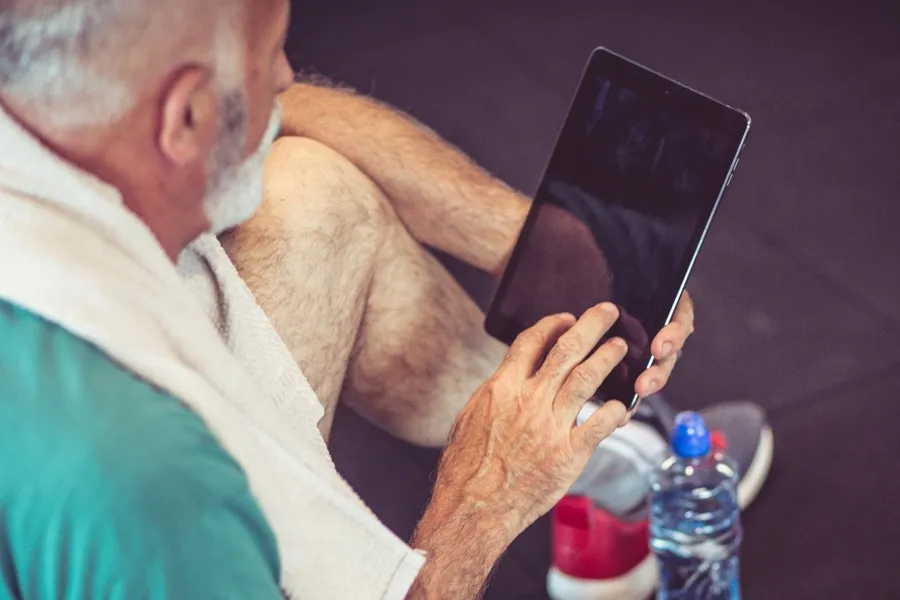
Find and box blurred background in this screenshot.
[289,1,900,598]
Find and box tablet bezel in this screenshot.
[485,47,751,408]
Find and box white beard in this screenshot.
[203,104,282,234]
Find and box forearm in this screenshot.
[278,82,529,276]
[407,486,514,599]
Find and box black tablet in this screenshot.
[485,47,751,409]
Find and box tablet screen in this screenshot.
[486,48,749,406]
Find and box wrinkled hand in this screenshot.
[435,303,629,539]
[635,290,695,398]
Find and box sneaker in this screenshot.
[546,395,774,600]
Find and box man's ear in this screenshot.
[158,67,216,167]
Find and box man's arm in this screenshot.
[278,81,529,276]
[401,307,630,598]
[406,487,512,599]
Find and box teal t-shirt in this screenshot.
[0,299,283,599]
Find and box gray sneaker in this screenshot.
[569,394,774,519]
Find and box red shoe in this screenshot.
[547,495,657,600]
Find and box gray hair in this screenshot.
[0,0,245,129]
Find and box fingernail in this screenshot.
[661,342,673,358]
[649,379,660,394]
[612,337,628,350]
[600,302,618,314]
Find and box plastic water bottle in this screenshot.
[649,412,742,599]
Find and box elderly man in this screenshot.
[0,1,772,599]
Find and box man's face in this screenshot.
[238,0,294,164]
[201,0,293,233]
[202,96,281,233]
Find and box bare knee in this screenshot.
[220,135,395,272]
[261,136,391,232]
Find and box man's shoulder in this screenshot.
[0,297,247,498]
[0,296,265,520]
[0,298,282,598]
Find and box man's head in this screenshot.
[0,0,294,256]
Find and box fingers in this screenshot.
[639,291,693,398]
[620,401,640,426]
[635,351,679,397]
[572,400,627,453]
[651,291,694,361]
[501,313,577,381]
[555,337,628,422]
[677,290,695,325]
[534,303,620,395]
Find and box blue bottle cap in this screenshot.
[671,411,711,458]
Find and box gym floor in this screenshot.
[289,1,900,598]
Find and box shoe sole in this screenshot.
[548,559,659,600]
[736,424,774,510]
[547,424,774,600]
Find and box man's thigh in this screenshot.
[221,136,507,446]
[220,137,388,439]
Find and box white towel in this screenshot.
[0,107,425,599]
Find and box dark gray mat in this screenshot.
[291,1,900,597]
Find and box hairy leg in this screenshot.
[220,136,507,446]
